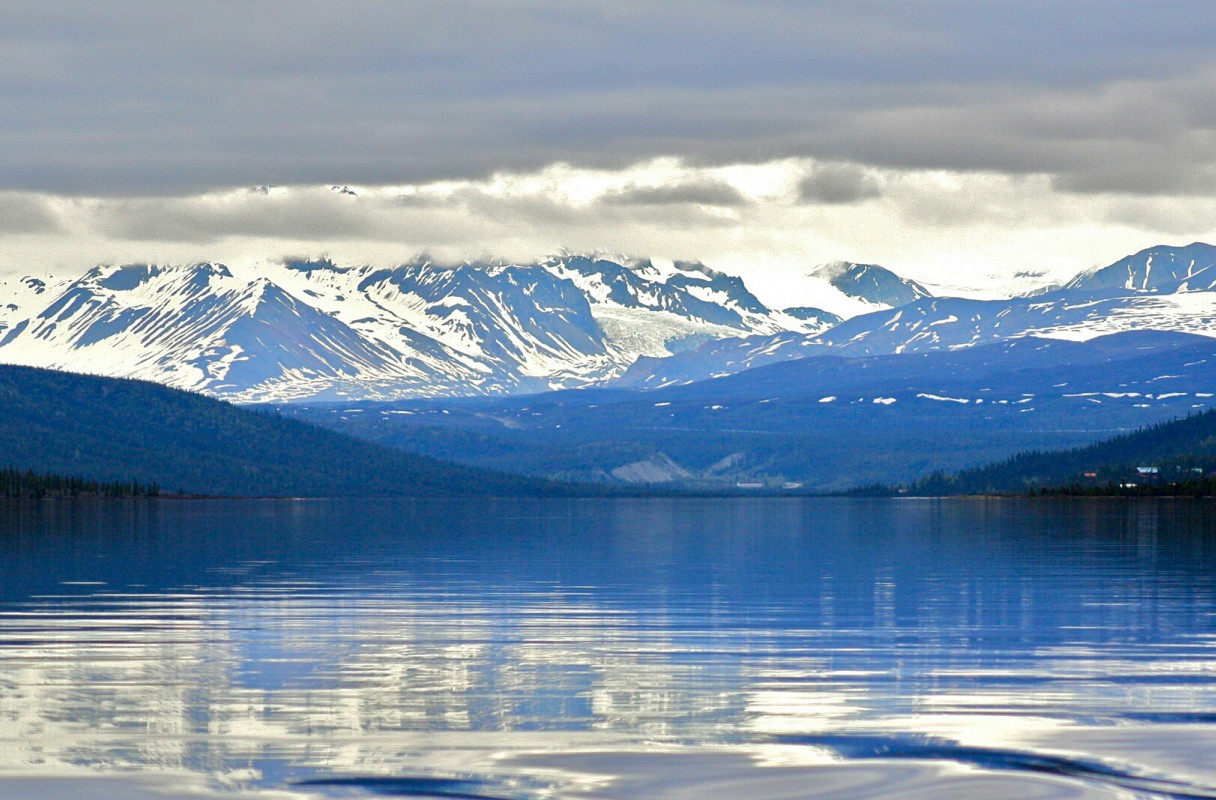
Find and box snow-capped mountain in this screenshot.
[0,274,64,325]
[1065,242,1216,293]
[0,255,830,401]
[0,263,452,401]
[539,254,830,348]
[761,260,934,320]
[809,261,932,311]
[4,242,1216,403]
[618,244,1216,388]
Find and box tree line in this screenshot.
[0,467,160,498]
[848,409,1216,497]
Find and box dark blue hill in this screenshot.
[0,364,559,497]
[911,408,1216,495]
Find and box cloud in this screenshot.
[2,2,1216,198]
[600,179,748,207]
[0,193,60,234]
[92,189,376,244]
[1100,195,1216,238]
[797,164,882,204]
[2,157,1215,309]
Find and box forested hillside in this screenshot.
[0,365,558,497]
[0,468,159,498]
[909,410,1216,495]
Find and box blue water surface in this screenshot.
[1,497,1215,799]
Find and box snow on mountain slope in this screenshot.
[616,243,1216,390]
[359,263,605,373]
[0,263,443,401]
[7,244,1215,402]
[1066,242,1216,293]
[618,282,1216,388]
[811,261,932,308]
[269,256,818,388]
[763,260,934,320]
[252,259,502,385]
[539,254,832,343]
[273,254,835,377]
[0,255,833,401]
[819,292,1216,354]
[0,275,68,333]
[589,305,745,360]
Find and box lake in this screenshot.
[1,497,1216,799]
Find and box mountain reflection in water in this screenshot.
[1,497,1216,799]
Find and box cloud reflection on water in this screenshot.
[0,498,1215,797]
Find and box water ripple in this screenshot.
[774,733,1216,800]
[293,775,539,799]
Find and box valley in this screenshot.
[4,242,1216,490]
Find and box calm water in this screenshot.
[1,497,1216,799]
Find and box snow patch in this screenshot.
[917,393,969,404]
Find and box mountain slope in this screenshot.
[810,261,932,308]
[0,364,559,497]
[910,409,1216,495]
[619,270,1216,388]
[1065,242,1216,293]
[6,243,1216,403]
[0,263,433,402]
[0,256,831,402]
[282,330,1216,490]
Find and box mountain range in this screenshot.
[3,241,1216,489]
[2,243,1215,404]
[0,255,840,402]
[620,243,1216,387]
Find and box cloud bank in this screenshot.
[5,160,1216,306]
[3,2,1216,296]
[3,1,1216,197]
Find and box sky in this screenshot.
[3,1,1216,302]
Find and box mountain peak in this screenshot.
[808,261,932,308]
[1065,242,1216,294]
[544,250,659,275]
[79,262,235,293]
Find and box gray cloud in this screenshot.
[2,2,1216,197]
[600,179,748,207]
[394,193,450,209]
[454,188,589,227]
[0,193,60,233]
[797,164,882,204]
[93,192,375,244]
[1101,195,1216,238]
